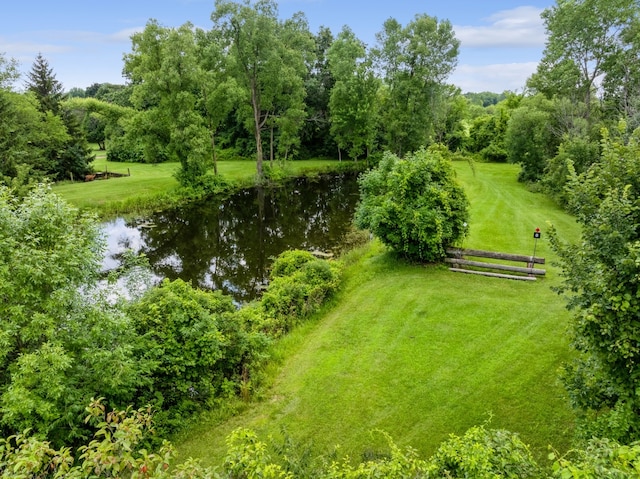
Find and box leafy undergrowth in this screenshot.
[175,162,580,466]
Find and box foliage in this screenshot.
[551,124,640,441]
[0,90,68,185]
[428,425,540,478]
[0,185,143,445]
[20,54,93,181]
[124,21,210,185]
[107,136,145,162]
[0,53,19,90]
[25,53,64,114]
[260,250,342,335]
[212,0,313,178]
[299,26,337,158]
[543,134,600,206]
[550,437,640,478]
[327,27,379,162]
[467,94,521,162]
[505,102,557,182]
[355,146,469,262]
[528,0,640,120]
[127,279,270,433]
[0,399,216,479]
[372,14,460,156]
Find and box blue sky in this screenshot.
[1,0,552,93]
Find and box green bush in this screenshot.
[106,138,144,162]
[260,250,342,335]
[355,145,470,262]
[269,249,316,278]
[428,425,540,478]
[127,279,269,433]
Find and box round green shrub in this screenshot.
[355,145,470,262]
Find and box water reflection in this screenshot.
[103,173,360,303]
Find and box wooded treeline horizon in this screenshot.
[1,0,634,196]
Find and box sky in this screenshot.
[1,0,553,93]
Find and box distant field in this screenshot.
[53,155,343,212]
[175,161,580,466]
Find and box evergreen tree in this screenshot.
[24,54,92,181]
[25,53,64,114]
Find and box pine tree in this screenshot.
[25,53,64,113]
[24,54,93,180]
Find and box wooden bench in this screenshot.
[445,248,545,281]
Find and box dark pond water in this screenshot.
[103,173,361,303]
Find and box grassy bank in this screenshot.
[53,158,350,217]
[174,161,580,466]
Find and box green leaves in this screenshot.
[552,126,640,441]
[355,146,469,262]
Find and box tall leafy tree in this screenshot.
[124,21,210,184]
[211,0,312,178]
[528,0,640,120]
[0,53,19,90]
[552,125,640,441]
[372,14,459,156]
[327,26,379,161]
[196,28,239,175]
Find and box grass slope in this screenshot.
[176,161,580,465]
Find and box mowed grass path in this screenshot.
[176,161,580,465]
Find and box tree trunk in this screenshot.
[338,146,342,162]
[270,124,274,167]
[251,81,263,179]
[211,131,218,176]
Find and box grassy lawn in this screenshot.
[53,156,344,212]
[175,161,580,466]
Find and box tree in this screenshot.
[0,53,19,90]
[211,0,312,179]
[124,21,210,184]
[0,90,73,187]
[372,14,459,156]
[300,26,336,158]
[327,26,379,161]
[0,185,143,444]
[505,98,558,182]
[25,53,64,114]
[23,54,93,181]
[528,0,640,120]
[551,124,640,441]
[196,28,239,175]
[355,145,469,262]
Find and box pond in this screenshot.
[103,173,361,303]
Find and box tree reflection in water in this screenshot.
[103,173,360,304]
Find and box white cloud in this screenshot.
[0,39,71,56]
[108,27,145,43]
[451,62,539,93]
[454,6,546,48]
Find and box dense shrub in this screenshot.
[260,250,342,335]
[106,137,145,162]
[355,145,469,262]
[428,426,540,478]
[127,279,269,433]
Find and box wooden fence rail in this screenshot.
[445,248,546,281]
